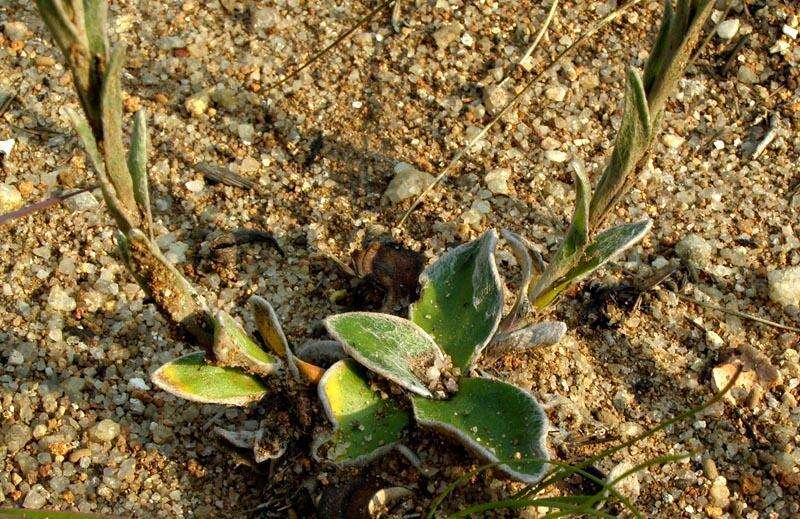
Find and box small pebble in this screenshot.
[483,84,508,116]
[703,458,719,480]
[484,168,512,196]
[185,179,205,193]
[545,85,567,102]
[544,150,568,163]
[767,267,800,308]
[3,21,29,41]
[0,183,23,213]
[716,19,740,40]
[185,90,210,117]
[64,191,99,212]
[384,162,434,204]
[432,22,463,48]
[22,485,48,509]
[710,479,730,509]
[737,65,758,84]
[47,286,76,312]
[91,419,121,442]
[663,134,685,149]
[676,234,713,268]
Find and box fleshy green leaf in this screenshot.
[213,310,281,378]
[412,377,549,483]
[325,312,444,398]
[409,230,503,371]
[314,359,411,465]
[250,295,322,383]
[643,0,675,93]
[151,352,268,406]
[248,295,290,357]
[532,219,652,308]
[559,162,591,260]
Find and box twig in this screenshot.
[0,185,97,225]
[0,92,15,118]
[721,34,750,76]
[266,0,396,92]
[687,0,733,70]
[673,291,800,333]
[397,0,642,228]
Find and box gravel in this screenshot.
[767,266,800,309]
[384,162,435,204]
[0,183,23,213]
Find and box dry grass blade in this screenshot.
[518,0,560,68]
[194,162,259,191]
[397,0,643,228]
[687,0,733,69]
[266,0,396,92]
[673,292,800,333]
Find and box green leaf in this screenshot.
[151,352,268,406]
[528,162,591,305]
[213,310,281,378]
[100,45,138,222]
[66,107,132,231]
[499,229,534,329]
[643,0,675,93]
[128,109,153,234]
[412,377,549,483]
[559,162,591,260]
[248,295,290,358]
[588,68,652,227]
[82,0,108,57]
[532,220,652,308]
[314,359,411,465]
[325,312,445,398]
[409,230,503,371]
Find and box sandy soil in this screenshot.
[1,0,799,517]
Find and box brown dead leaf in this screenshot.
[339,240,425,312]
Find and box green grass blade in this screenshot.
[82,0,108,57]
[128,109,152,235]
[100,45,138,224]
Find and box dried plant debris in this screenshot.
[317,475,395,519]
[337,239,424,311]
[194,161,259,191]
[201,228,284,263]
[214,425,287,463]
[712,345,781,404]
